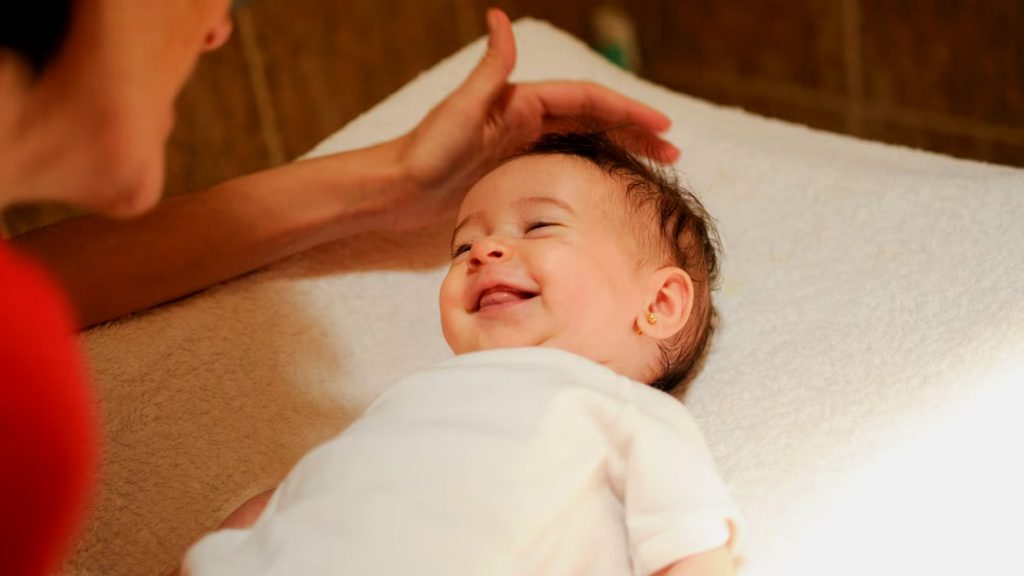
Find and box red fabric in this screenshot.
[0,240,97,576]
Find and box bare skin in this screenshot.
[217,489,275,531]
[3,7,679,328]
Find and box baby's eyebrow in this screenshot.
[513,195,576,215]
[452,212,483,244]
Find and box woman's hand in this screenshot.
[386,8,680,231]
[15,8,680,328]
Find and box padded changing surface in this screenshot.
[72,19,1024,576]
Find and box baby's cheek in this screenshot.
[439,313,468,354]
[438,278,464,350]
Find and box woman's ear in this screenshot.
[635,267,694,340]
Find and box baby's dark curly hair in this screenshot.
[511,131,722,396]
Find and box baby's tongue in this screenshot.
[480,289,528,309]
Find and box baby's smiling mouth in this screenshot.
[475,287,539,312]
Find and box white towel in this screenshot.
[70,19,1024,576]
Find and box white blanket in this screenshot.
[71,18,1024,576]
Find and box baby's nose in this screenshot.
[470,248,504,266]
[469,238,511,266]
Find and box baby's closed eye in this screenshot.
[449,222,563,258]
[450,243,471,258]
[524,221,561,234]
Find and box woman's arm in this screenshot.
[15,9,677,328]
[14,141,411,328]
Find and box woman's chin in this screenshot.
[89,177,163,219]
[106,192,161,219]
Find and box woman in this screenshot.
[0,1,679,574]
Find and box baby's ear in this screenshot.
[636,267,694,340]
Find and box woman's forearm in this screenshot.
[14,139,412,328]
[14,4,680,331]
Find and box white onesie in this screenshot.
[184,347,743,575]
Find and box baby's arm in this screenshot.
[654,545,736,576]
[171,489,276,576]
[624,401,744,576]
[218,488,276,530]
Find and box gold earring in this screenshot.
[647,311,658,325]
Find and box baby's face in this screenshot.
[440,154,652,376]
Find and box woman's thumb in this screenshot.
[456,8,517,104]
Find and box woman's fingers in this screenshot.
[529,80,672,133]
[453,8,517,108]
[608,124,681,163]
[525,80,679,162]
[425,9,679,165]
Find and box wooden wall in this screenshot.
[3,0,1020,235]
[496,0,1023,167]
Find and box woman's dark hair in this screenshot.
[0,0,73,74]
[512,131,722,396]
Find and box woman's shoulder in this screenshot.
[0,239,78,330]
[0,239,97,576]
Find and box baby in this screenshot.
[182,132,743,575]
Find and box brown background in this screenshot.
[4,0,1021,235]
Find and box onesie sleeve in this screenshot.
[620,395,744,576]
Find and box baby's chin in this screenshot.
[449,333,548,355]
[448,337,650,384]
[453,337,588,360]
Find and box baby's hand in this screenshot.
[171,489,277,576]
[654,545,737,576]
[218,488,275,530]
